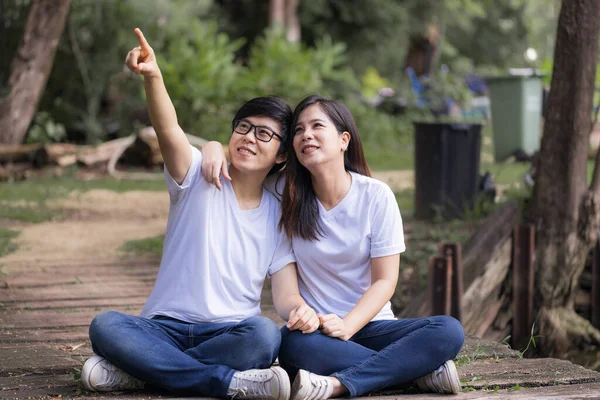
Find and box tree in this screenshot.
[269,0,300,43]
[531,0,600,357]
[0,0,71,145]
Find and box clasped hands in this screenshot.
[286,304,353,341]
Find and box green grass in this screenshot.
[0,175,165,203]
[0,174,166,223]
[0,228,19,257]
[121,235,164,257]
[0,204,57,223]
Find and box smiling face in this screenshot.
[292,104,349,172]
[228,115,285,175]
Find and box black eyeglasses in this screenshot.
[233,119,283,143]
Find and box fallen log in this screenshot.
[0,162,32,181]
[33,143,78,167]
[122,126,229,167]
[399,201,521,321]
[461,237,512,335]
[77,136,136,167]
[0,144,41,163]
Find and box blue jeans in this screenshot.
[89,311,281,397]
[279,316,464,397]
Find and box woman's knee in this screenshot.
[431,315,465,357]
[279,326,321,362]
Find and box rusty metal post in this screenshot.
[592,239,600,329]
[512,224,535,351]
[442,243,463,321]
[429,255,453,316]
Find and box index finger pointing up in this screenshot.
[134,28,151,50]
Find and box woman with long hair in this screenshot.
[277,95,464,399]
[201,95,465,398]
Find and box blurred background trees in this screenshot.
[0,0,560,146]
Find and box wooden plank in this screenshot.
[1,258,157,273]
[4,273,156,288]
[1,296,147,311]
[0,281,152,303]
[592,240,600,329]
[0,326,90,344]
[429,256,452,316]
[512,224,535,352]
[0,144,41,162]
[461,238,512,335]
[441,242,463,321]
[0,307,142,329]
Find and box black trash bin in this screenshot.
[413,122,483,220]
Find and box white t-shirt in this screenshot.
[292,172,405,321]
[141,146,295,323]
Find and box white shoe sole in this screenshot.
[272,366,291,400]
[443,360,461,394]
[290,369,309,400]
[81,355,104,392]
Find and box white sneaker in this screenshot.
[81,355,145,392]
[415,360,461,394]
[227,366,290,400]
[290,369,334,400]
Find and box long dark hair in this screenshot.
[280,95,371,240]
[233,96,292,176]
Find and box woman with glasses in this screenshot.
[81,28,320,399]
[202,95,465,398]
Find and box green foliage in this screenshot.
[39,0,216,143]
[361,67,391,99]
[0,0,31,93]
[160,27,359,143]
[158,21,244,142]
[239,30,357,104]
[26,112,66,144]
[349,103,415,170]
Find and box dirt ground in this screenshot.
[1,189,169,266]
[2,170,414,266]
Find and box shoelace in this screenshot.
[308,375,331,400]
[231,372,271,398]
[96,362,142,389]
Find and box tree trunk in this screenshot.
[269,0,300,42]
[285,0,300,43]
[404,25,439,78]
[531,0,600,356]
[0,0,71,145]
[269,0,285,29]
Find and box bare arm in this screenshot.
[271,263,319,333]
[125,28,191,184]
[320,254,400,340]
[201,141,231,190]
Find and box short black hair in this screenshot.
[233,96,292,155]
[233,96,292,175]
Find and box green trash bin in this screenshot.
[486,74,543,161]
